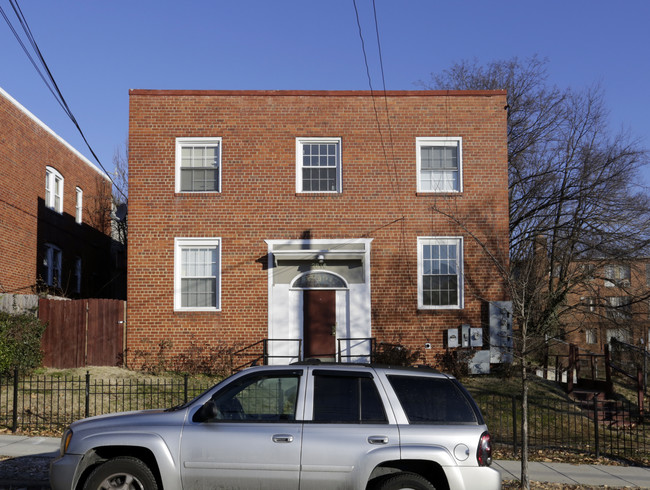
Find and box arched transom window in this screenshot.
[292,271,347,289]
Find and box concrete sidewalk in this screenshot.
[2,434,650,487]
[0,434,59,458]
[494,460,650,487]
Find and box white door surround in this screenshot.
[265,239,372,364]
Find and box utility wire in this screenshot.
[1,0,126,200]
[352,0,402,200]
[0,4,61,106]
[371,0,398,185]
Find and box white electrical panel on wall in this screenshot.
[447,329,459,348]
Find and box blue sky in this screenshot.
[1,0,649,186]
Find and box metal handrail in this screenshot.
[337,337,375,363]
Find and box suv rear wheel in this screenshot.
[373,472,436,490]
[83,456,158,490]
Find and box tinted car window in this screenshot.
[212,374,300,421]
[313,374,387,423]
[388,375,478,424]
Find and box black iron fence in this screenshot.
[2,370,650,465]
[470,390,650,464]
[0,370,217,433]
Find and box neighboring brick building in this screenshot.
[0,86,119,300]
[128,89,509,366]
[564,259,650,354]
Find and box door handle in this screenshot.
[368,436,389,445]
[273,434,294,443]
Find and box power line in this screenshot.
[1,0,126,200]
[352,0,399,199]
[371,0,398,181]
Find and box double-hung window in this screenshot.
[606,296,632,319]
[296,138,341,193]
[73,257,82,294]
[604,264,631,288]
[45,167,64,212]
[174,238,221,311]
[175,138,221,193]
[75,187,83,224]
[586,329,598,345]
[418,237,463,309]
[43,244,62,287]
[416,137,462,193]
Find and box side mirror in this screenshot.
[193,399,219,422]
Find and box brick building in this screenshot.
[0,86,119,300]
[564,259,650,354]
[128,89,509,366]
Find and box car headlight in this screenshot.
[60,427,73,456]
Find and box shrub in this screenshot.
[373,342,422,366]
[435,349,471,379]
[0,311,46,375]
[129,338,235,378]
[172,339,235,378]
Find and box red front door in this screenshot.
[303,290,336,359]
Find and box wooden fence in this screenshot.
[39,298,126,368]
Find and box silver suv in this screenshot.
[50,363,500,490]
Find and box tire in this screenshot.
[83,456,158,490]
[373,472,436,490]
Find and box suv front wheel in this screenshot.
[372,472,436,490]
[83,456,158,490]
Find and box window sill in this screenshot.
[418,305,464,311]
[174,308,221,313]
[175,192,222,196]
[416,191,463,197]
[295,192,343,197]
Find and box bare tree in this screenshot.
[421,56,650,489]
[111,141,128,247]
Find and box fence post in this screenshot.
[543,342,549,380]
[184,375,189,403]
[604,344,613,397]
[85,371,90,418]
[567,345,574,393]
[590,354,596,381]
[511,396,518,456]
[11,367,18,433]
[638,367,644,422]
[593,394,600,458]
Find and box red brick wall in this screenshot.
[128,90,509,366]
[564,260,650,354]
[0,89,113,298]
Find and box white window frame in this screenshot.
[585,328,598,345]
[580,296,597,312]
[417,237,464,310]
[174,237,221,311]
[416,137,463,193]
[175,137,222,193]
[45,166,64,213]
[606,296,632,319]
[604,264,631,288]
[296,137,342,193]
[75,187,83,224]
[43,243,62,287]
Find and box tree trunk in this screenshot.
[521,345,530,489]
